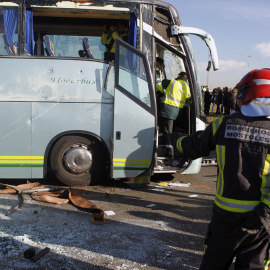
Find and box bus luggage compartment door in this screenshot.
[112,38,156,178]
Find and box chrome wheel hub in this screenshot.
[63,145,92,174]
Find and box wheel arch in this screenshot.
[43,130,110,178]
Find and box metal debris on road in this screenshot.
[146,204,157,208]
[105,211,115,216]
[168,182,190,187]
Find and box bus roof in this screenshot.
[22,0,180,22]
[2,0,180,21]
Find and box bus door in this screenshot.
[111,38,156,178]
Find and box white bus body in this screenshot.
[0,0,218,185]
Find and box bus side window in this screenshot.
[0,7,19,56]
[3,34,17,55]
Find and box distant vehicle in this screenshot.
[0,0,218,186]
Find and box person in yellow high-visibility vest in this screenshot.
[101,23,114,60]
[157,72,190,159]
[101,22,128,61]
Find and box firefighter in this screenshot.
[157,71,190,159]
[175,68,270,269]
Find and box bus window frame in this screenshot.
[154,37,190,85]
[154,37,192,98]
[115,37,156,116]
[154,37,187,60]
[0,2,22,56]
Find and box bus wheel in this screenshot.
[50,135,106,186]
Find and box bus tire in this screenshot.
[50,135,106,186]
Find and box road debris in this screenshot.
[152,186,166,192]
[0,182,106,225]
[146,204,156,208]
[0,165,218,270]
[193,185,212,189]
[24,248,36,259]
[105,210,115,216]
[156,182,191,188]
[31,247,50,262]
[168,182,190,187]
[157,182,169,187]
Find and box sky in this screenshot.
[166,0,270,90]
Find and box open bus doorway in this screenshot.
[155,42,192,173]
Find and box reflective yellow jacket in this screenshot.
[176,113,270,229]
[101,31,128,53]
[162,79,189,108]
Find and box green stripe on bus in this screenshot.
[113,167,147,170]
[113,163,150,167]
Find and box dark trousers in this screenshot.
[200,213,270,270]
[216,104,221,114]
[204,102,211,115]
[159,117,174,159]
[104,51,115,61]
[224,106,231,115]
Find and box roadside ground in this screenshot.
[0,166,218,270]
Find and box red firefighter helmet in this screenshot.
[236,68,270,104]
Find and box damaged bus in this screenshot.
[0,0,219,186]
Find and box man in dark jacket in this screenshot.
[204,87,212,115]
[215,88,223,114]
[175,69,270,270]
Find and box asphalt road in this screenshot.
[0,165,218,270]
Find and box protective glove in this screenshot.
[167,133,185,157]
[237,211,263,235]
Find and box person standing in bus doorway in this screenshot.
[155,57,166,121]
[175,68,270,270]
[101,22,128,61]
[157,71,190,159]
[156,57,166,85]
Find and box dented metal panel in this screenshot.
[0,103,31,178]
[0,58,114,103]
[31,102,114,178]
